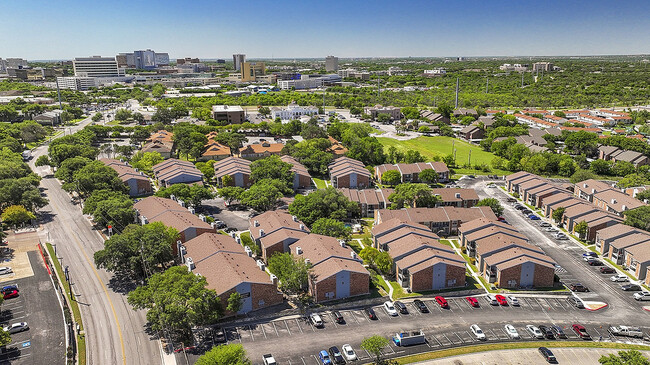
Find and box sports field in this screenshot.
[377,136,510,175]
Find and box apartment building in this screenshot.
[329,157,371,189]
[374,206,496,236]
[211,105,245,124]
[280,155,312,190]
[431,188,479,208]
[598,146,649,168]
[249,211,310,262]
[213,156,252,188]
[152,159,203,187]
[100,158,152,197]
[375,162,450,184]
[339,188,393,218]
[239,142,284,160]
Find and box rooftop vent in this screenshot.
[254,220,260,227]
[185,257,195,270]
[259,229,265,237]
[256,260,266,271]
[299,224,306,231]
[295,246,302,255]
[292,215,298,222]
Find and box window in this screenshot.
[258,300,265,307]
[447,279,456,286]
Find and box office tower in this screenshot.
[325,56,339,72]
[73,56,124,77]
[233,54,246,71]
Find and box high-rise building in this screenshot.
[73,56,124,77]
[117,50,169,68]
[233,54,246,71]
[532,62,554,72]
[0,58,28,72]
[240,61,265,82]
[134,49,156,69]
[56,76,96,90]
[155,53,170,66]
[325,56,339,72]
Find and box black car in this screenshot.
[551,325,567,339]
[514,205,525,210]
[622,284,642,291]
[587,259,603,266]
[538,347,557,363]
[413,299,429,313]
[394,301,408,314]
[328,346,345,365]
[214,328,226,343]
[521,209,532,215]
[539,326,555,339]
[507,198,517,203]
[570,283,589,292]
[600,267,615,274]
[364,307,377,320]
[332,311,345,324]
[567,297,585,309]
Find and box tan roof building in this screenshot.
[152,158,203,187]
[199,141,231,161]
[375,162,450,184]
[431,188,480,208]
[280,155,311,189]
[214,156,252,188]
[339,188,393,217]
[374,206,496,235]
[329,156,371,189]
[250,211,310,262]
[240,141,284,160]
[100,158,152,197]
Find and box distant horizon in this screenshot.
[2,0,649,59]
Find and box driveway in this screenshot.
[200,198,250,231]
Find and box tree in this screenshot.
[301,123,328,140]
[226,292,243,314]
[624,206,650,231]
[288,187,359,226]
[1,205,35,225]
[376,113,391,124]
[476,198,504,216]
[267,253,311,294]
[131,151,164,174]
[196,344,251,365]
[552,207,566,225]
[574,220,588,239]
[115,109,132,121]
[564,131,599,156]
[18,121,47,143]
[127,266,222,342]
[570,169,597,184]
[71,161,128,197]
[0,329,10,347]
[418,169,438,184]
[35,155,50,167]
[635,190,650,202]
[151,108,174,124]
[612,161,636,177]
[55,156,92,183]
[311,218,352,240]
[381,170,402,186]
[89,195,135,231]
[435,103,453,119]
[590,159,612,175]
[0,176,47,212]
[361,335,390,365]
[250,155,293,186]
[618,173,649,189]
[155,184,214,208]
[374,251,393,275]
[599,350,650,365]
[92,113,103,122]
[239,179,285,212]
[389,183,441,209]
[152,84,165,98]
[218,186,244,205]
[0,105,18,123]
[258,106,270,117]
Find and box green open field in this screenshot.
[377,136,510,176]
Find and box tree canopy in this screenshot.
[155,184,214,208]
[310,218,352,240]
[476,198,504,216]
[288,187,359,226]
[195,344,250,365]
[267,253,311,294]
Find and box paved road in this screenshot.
[30,114,165,365]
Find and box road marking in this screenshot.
[248,325,255,341]
[444,333,453,345]
[294,318,303,333]
[48,197,127,365]
[284,320,291,336]
[271,322,279,337]
[300,356,307,365]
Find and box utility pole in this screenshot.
[55,77,63,110]
[455,77,459,109]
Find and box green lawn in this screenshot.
[377,136,510,175]
[389,281,420,299]
[312,178,327,189]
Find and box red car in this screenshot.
[435,296,448,308]
[495,294,508,306]
[2,290,18,299]
[465,296,479,307]
[572,324,591,340]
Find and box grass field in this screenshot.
[377,136,510,176]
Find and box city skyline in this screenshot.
[2,0,649,60]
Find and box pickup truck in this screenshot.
[262,354,277,365]
[609,325,644,338]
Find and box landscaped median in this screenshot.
[45,243,86,365]
[389,341,650,364]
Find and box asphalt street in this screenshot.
[29,115,165,365]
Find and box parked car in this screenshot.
[505,324,520,339]
[583,252,598,260]
[318,350,332,365]
[572,324,591,340]
[587,259,603,266]
[528,215,540,220]
[622,284,642,291]
[522,209,532,215]
[539,325,555,339]
[2,322,28,334]
[507,198,517,203]
[413,299,429,313]
[2,290,18,299]
[384,301,398,316]
[507,296,520,306]
[310,313,324,327]
[526,325,544,339]
[538,347,557,363]
[633,291,650,301]
[514,205,525,210]
[540,222,551,227]
[0,285,18,294]
[332,311,344,324]
[214,328,226,343]
[364,307,377,320]
[545,227,558,233]
[394,301,408,314]
[0,267,13,275]
[485,294,499,305]
[570,283,589,292]
[465,296,479,307]
[262,354,277,365]
[470,324,486,340]
[328,346,345,365]
[599,267,615,274]
[341,344,357,361]
[608,325,644,338]
[435,296,449,309]
[567,297,585,309]
[556,234,568,240]
[551,325,567,339]
[495,294,508,306]
[610,274,629,282]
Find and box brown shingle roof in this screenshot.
[134,196,213,234]
[289,234,367,282]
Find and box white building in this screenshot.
[270,102,319,121]
[56,76,96,90]
[423,68,447,76]
[325,56,339,72]
[73,56,124,77]
[278,77,323,90]
[0,58,28,72]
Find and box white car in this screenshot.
[485,294,498,305]
[526,325,544,339]
[633,291,650,301]
[505,324,520,339]
[309,313,323,327]
[3,322,28,334]
[610,274,629,282]
[383,301,398,316]
[341,344,357,361]
[0,267,12,275]
[470,324,486,340]
[507,296,520,306]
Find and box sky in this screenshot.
[2,0,650,60]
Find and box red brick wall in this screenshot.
[349,271,370,297]
[337,175,351,188]
[219,282,283,317]
[496,265,522,288]
[262,242,284,262]
[298,174,311,188]
[357,175,370,188]
[446,264,467,288]
[311,275,335,303]
[532,265,555,288]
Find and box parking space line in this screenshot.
[444,333,454,345]
[455,332,464,343]
[465,331,477,342]
[432,335,442,346]
[260,323,267,339]
[453,299,464,312]
[294,318,304,333]
[284,320,291,336]
[500,327,511,339]
[248,325,255,341]
[271,322,279,337]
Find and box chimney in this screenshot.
[259,229,265,237]
[178,200,185,207]
[611,198,617,204]
[210,222,216,229]
[134,168,139,172]
[305,258,311,265]
[269,274,278,285]
[299,224,305,231]
[350,251,357,260]
[189,207,196,214]
[179,245,187,256]
[295,246,302,255]
[231,232,236,239]
[256,259,266,271]
[583,183,587,188]
[254,220,260,227]
[292,215,298,222]
[455,193,461,199]
[140,216,148,225]
[236,237,241,244]
[170,194,176,201]
[185,257,195,271]
[198,214,206,222]
[591,189,595,194]
[244,246,252,257]
[622,205,627,211]
[339,239,346,248]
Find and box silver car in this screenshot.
[0,267,12,275]
[3,322,28,334]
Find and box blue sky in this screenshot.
[3,0,649,60]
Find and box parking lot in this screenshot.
[0,251,65,364]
